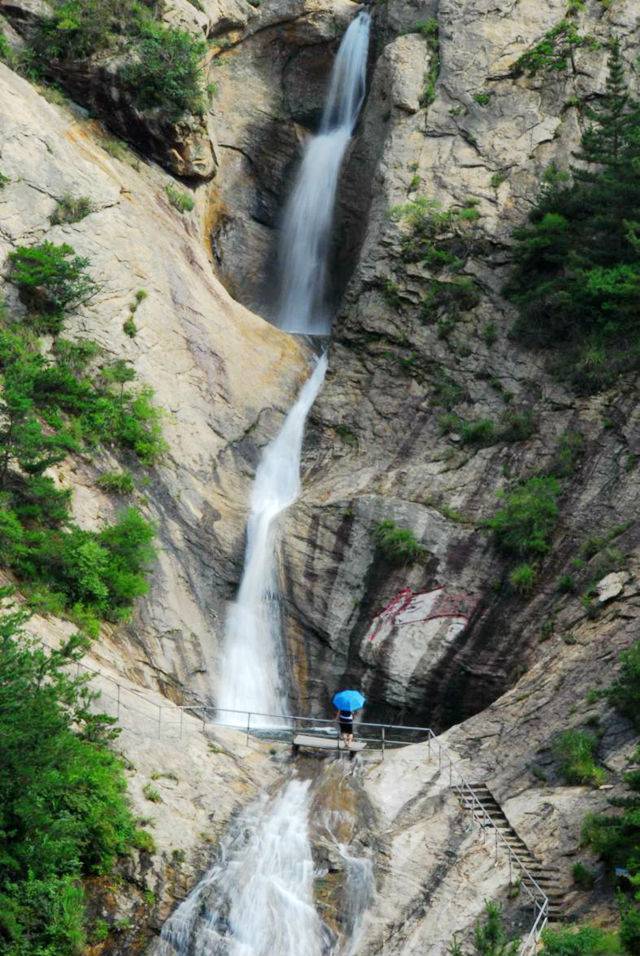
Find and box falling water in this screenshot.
[163,13,375,956]
[217,354,328,725]
[276,10,371,335]
[156,780,326,956]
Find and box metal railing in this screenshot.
[44,645,548,953]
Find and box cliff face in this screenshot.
[282,0,640,728]
[1,0,640,949]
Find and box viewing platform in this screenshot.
[292,733,366,755]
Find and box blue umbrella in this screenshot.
[333,689,365,712]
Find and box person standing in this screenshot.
[332,689,365,747]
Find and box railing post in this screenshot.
[246,711,251,745]
[381,726,385,761]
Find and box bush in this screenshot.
[572,862,596,889]
[510,562,536,594]
[119,22,207,119]
[97,470,135,495]
[606,641,640,729]
[486,476,560,558]
[32,0,138,62]
[460,418,496,446]
[50,194,95,225]
[0,603,141,954]
[620,908,640,955]
[7,241,99,332]
[553,729,605,786]
[541,926,621,954]
[374,520,427,565]
[165,184,195,213]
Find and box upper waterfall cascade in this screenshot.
[275,10,371,335]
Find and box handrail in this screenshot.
[41,640,548,952]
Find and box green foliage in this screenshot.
[374,519,427,565]
[469,901,519,955]
[486,476,560,558]
[8,242,99,333]
[553,729,606,786]
[0,168,9,189]
[123,316,137,337]
[498,409,536,442]
[32,0,140,62]
[541,925,622,954]
[606,641,640,729]
[459,418,496,446]
[572,862,596,889]
[392,196,482,323]
[0,309,161,622]
[514,20,598,76]
[97,470,135,495]
[0,602,144,955]
[620,908,640,954]
[50,194,95,225]
[558,574,577,593]
[510,562,536,594]
[120,22,207,119]
[414,19,440,108]
[507,41,640,393]
[142,783,162,803]
[165,183,196,213]
[474,91,492,106]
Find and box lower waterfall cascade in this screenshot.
[157,10,374,954]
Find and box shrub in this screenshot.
[97,470,135,495]
[32,0,139,62]
[620,907,640,954]
[474,91,491,106]
[558,574,577,593]
[123,316,137,337]
[606,641,640,729]
[553,729,605,786]
[0,168,9,188]
[572,862,596,889]
[7,241,99,332]
[460,418,496,446]
[50,193,95,225]
[143,783,162,803]
[498,409,535,442]
[541,925,621,954]
[374,519,426,564]
[0,604,140,954]
[486,476,560,558]
[472,901,519,955]
[119,22,207,119]
[510,562,536,594]
[165,183,195,213]
[514,20,598,76]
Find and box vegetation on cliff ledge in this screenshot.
[507,40,640,394]
[1,240,163,635]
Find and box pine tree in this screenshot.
[506,37,640,392]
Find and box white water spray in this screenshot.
[156,780,324,956]
[276,11,371,335]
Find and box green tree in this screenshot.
[485,476,560,558]
[0,598,145,954]
[506,40,640,392]
[7,242,99,333]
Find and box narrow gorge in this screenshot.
[0,0,639,954]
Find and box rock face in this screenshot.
[280,0,640,728]
[0,62,308,706]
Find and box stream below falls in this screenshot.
[156,11,375,954]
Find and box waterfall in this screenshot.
[217,10,370,724]
[160,14,375,956]
[217,354,327,725]
[275,10,371,335]
[156,779,325,956]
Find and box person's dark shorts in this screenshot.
[339,720,353,735]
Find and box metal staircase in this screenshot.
[459,784,565,923]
